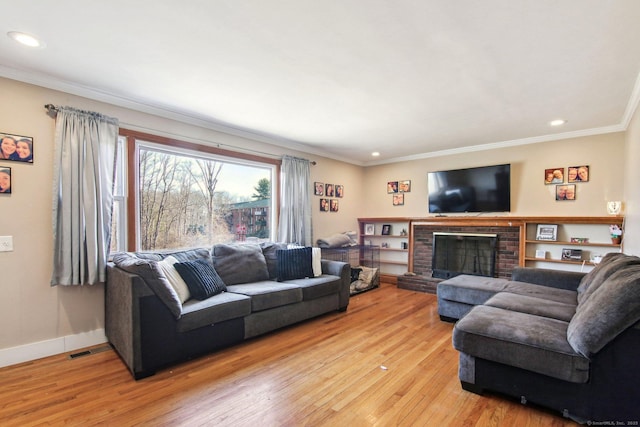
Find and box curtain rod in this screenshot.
[44,104,317,165]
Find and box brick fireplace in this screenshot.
[398,222,520,293]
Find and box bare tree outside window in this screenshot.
[137,144,273,251]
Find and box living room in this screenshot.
[1,2,640,424]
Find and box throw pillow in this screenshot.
[312,247,322,277]
[212,244,270,285]
[174,259,227,300]
[276,247,314,281]
[260,242,288,280]
[156,255,191,303]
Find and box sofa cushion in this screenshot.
[484,292,576,322]
[502,281,577,305]
[178,291,252,332]
[567,264,640,358]
[260,242,288,279]
[156,255,191,303]
[174,259,227,301]
[112,252,182,318]
[226,281,303,312]
[437,275,510,306]
[284,274,342,301]
[453,305,590,383]
[576,253,640,305]
[276,247,314,281]
[212,244,270,285]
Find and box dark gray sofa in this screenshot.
[105,243,350,379]
[437,252,640,423]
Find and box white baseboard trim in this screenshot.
[0,329,107,368]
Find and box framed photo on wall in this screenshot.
[1,132,34,163]
[398,180,411,192]
[387,181,398,193]
[0,166,11,194]
[314,182,324,196]
[393,193,404,206]
[544,168,564,184]
[568,165,589,183]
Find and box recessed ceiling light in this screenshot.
[371,152,380,157]
[7,31,45,48]
[549,119,566,126]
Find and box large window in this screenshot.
[118,130,279,252]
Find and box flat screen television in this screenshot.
[428,164,511,214]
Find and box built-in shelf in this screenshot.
[524,240,620,248]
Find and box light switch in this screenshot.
[0,236,13,252]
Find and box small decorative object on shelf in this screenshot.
[535,250,546,259]
[610,224,623,244]
[570,237,589,243]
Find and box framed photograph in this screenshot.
[387,181,398,193]
[1,132,33,163]
[393,193,404,206]
[0,166,11,194]
[536,224,558,241]
[330,199,339,212]
[568,165,589,183]
[398,180,411,192]
[381,224,392,235]
[544,168,564,184]
[335,184,344,198]
[556,184,576,201]
[562,248,583,261]
[364,223,375,235]
[325,183,335,197]
[535,250,546,259]
[314,182,324,196]
[319,198,330,212]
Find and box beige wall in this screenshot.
[0,75,633,365]
[623,103,640,256]
[362,133,625,217]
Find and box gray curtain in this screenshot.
[51,107,119,286]
[277,156,312,245]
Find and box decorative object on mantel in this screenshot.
[536,224,558,241]
[610,225,623,244]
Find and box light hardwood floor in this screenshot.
[0,283,577,426]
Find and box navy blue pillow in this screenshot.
[174,259,226,300]
[276,247,314,281]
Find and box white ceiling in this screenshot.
[2,1,640,165]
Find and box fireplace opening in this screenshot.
[432,232,497,279]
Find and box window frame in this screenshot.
[119,128,281,251]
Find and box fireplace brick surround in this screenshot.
[398,219,521,293]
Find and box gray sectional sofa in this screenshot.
[437,252,640,423]
[106,242,350,379]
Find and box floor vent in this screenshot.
[68,344,112,360]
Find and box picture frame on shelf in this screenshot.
[381,224,391,235]
[536,224,558,241]
[562,248,583,261]
[364,223,375,235]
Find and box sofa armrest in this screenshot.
[321,259,351,309]
[105,263,154,376]
[511,267,585,291]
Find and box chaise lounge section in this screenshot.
[437,252,640,422]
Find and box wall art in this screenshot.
[1,132,33,163]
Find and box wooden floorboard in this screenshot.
[0,283,577,426]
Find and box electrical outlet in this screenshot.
[0,236,13,252]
